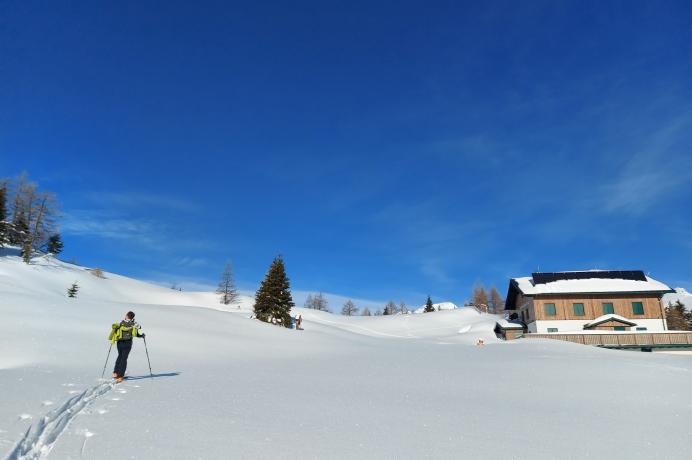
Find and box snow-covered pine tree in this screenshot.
[6,174,59,262]
[383,300,397,315]
[424,295,435,313]
[253,255,294,327]
[46,233,64,255]
[11,210,28,247]
[67,282,79,298]
[217,260,239,306]
[361,307,371,316]
[341,299,358,316]
[0,180,8,247]
[21,239,32,263]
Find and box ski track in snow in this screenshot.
[4,381,114,460]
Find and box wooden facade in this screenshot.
[531,293,664,322]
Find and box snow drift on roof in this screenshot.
[495,319,523,329]
[513,274,672,295]
[584,314,638,328]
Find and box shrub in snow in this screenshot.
[67,282,79,298]
[89,268,105,279]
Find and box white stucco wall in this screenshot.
[534,318,667,333]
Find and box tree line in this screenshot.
[467,283,505,313]
[0,174,63,262]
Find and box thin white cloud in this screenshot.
[88,191,200,212]
[173,256,209,268]
[62,210,212,252]
[600,114,692,215]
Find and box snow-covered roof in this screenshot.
[584,314,637,328]
[512,273,672,296]
[495,319,523,329]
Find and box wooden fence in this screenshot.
[523,332,692,348]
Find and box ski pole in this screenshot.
[143,335,153,378]
[100,342,113,379]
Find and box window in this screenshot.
[613,326,626,331]
[636,327,647,331]
[547,328,558,333]
[573,303,585,316]
[602,302,614,315]
[632,302,644,315]
[544,303,556,316]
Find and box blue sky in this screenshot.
[1,1,691,309]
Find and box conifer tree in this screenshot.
[424,295,435,313]
[6,174,59,261]
[217,260,239,306]
[384,300,397,315]
[21,239,32,263]
[46,233,64,255]
[11,210,28,246]
[0,180,8,247]
[341,299,358,316]
[253,255,294,327]
[665,301,689,331]
[67,281,79,298]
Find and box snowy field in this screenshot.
[1,250,691,460]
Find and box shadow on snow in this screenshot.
[125,372,181,381]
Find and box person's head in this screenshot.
[125,311,135,320]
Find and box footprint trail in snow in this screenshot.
[4,381,114,460]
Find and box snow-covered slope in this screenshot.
[0,247,255,311]
[1,250,691,460]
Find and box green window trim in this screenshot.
[613,326,626,331]
[547,327,558,332]
[573,303,585,316]
[544,303,556,316]
[636,327,647,331]
[602,302,614,315]
[631,301,644,315]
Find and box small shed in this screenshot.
[495,319,524,340]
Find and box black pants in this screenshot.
[114,339,133,377]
